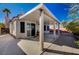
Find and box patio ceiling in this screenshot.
[20,8,57,24]
[19,4,60,24]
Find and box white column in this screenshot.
[53,23,56,39]
[58,23,60,35]
[9,22,12,33]
[39,10,44,51]
[25,21,27,37]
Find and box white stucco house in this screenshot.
[9,4,60,50]
[10,3,60,38]
[9,4,60,48]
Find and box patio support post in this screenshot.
[53,23,56,39]
[58,23,60,35]
[39,9,44,51]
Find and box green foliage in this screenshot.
[74,40,79,46]
[0,23,5,28]
[3,8,11,17]
[66,21,79,35]
[3,8,11,14]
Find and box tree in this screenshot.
[3,8,11,28]
[3,8,11,17]
[68,4,79,19]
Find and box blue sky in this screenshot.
[0,3,71,22]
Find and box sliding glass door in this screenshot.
[27,23,31,37]
[27,23,35,37]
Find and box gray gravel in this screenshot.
[53,32,76,48]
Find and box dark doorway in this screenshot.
[44,25,46,31]
[20,22,25,33]
[31,23,35,36]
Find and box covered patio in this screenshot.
[17,4,60,54]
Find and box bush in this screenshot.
[0,23,5,28]
[66,21,79,35]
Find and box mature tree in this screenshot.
[3,8,11,28]
[3,8,11,17]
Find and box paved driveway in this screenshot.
[0,34,25,55]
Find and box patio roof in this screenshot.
[19,3,60,24]
[10,4,60,24]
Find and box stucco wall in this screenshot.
[0,28,1,35]
[10,22,12,34]
[10,19,38,39]
[10,20,18,37]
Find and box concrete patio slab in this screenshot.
[48,44,79,54]
[17,40,52,55]
[42,51,60,55]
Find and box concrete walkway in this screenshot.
[18,40,52,55]
[46,43,79,55]
[18,39,79,55]
[0,34,25,55]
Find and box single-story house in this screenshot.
[10,4,60,47]
[9,3,60,50]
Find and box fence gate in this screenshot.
[1,28,9,34]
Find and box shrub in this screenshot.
[0,23,5,28]
[66,21,79,35]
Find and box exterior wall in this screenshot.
[10,22,12,34]
[10,20,18,37]
[0,28,1,35]
[10,19,38,39]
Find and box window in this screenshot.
[20,22,25,33]
[27,23,31,29]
